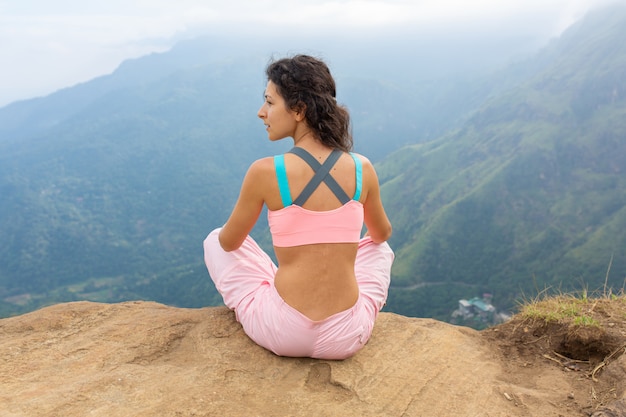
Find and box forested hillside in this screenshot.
[1,4,624,321]
[0,29,514,317]
[383,4,626,320]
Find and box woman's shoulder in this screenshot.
[247,156,276,173]
[348,151,370,161]
[349,152,375,171]
[239,156,281,202]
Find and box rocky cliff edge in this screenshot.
[1,301,625,416]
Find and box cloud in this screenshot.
[0,0,622,107]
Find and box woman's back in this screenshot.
[266,147,363,321]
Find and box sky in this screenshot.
[0,0,621,108]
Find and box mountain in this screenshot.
[0,25,538,317]
[383,3,626,320]
[0,39,235,141]
[2,4,625,320]
[0,57,268,315]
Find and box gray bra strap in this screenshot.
[288,147,350,206]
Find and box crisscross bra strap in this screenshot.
[289,147,350,206]
[273,147,362,208]
[274,154,292,207]
[351,152,362,201]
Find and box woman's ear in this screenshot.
[294,104,306,122]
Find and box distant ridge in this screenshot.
[2,5,626,320]
[383,3,626,318]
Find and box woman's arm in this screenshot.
[361,157,392,243]
[218,159,268,251]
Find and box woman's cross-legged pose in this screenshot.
[203,54,394,360]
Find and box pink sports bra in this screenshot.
[268,147,364,247]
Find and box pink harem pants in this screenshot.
[203,228,394,360]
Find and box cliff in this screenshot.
[1,301,625,416]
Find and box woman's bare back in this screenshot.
[274,243,359,321]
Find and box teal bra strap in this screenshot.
[350,152,362,201]
[274,154,292,207]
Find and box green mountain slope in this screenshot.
[0,60,266,314]
[2,5,624,320]
[0,36,513,316]
[383,4,626,320]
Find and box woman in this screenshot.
[203,54,394,360]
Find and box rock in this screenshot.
[592,399,626,417]
[0,301,624,416]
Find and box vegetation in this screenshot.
[497,287,626,363]
[2,4,626,323]
[383,4,626,318]
[520,291,610,327]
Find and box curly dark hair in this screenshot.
[265,54,353,152]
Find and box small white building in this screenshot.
[451,294,504,326]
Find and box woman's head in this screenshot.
[264,55,352,152]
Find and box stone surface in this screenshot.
[1,301,624,416]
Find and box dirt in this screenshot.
[482,298,626,416]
